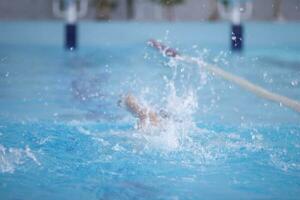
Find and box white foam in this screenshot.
[25,145,41,166]
[112,143,126,152]
[134,80,199,151]
[126,55,203,151]
[0,144,40,173]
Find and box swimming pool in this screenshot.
[0,22,299,200]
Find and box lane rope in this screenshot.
[148,39,300,114]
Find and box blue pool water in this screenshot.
[0,22,300,200]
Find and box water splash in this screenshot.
[0,144,40,173]
[132,56,201,151]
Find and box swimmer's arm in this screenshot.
[124,94,147,120]
[124,94,160,126]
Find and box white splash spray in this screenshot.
[0,144,40,173]
[135,57,201,151]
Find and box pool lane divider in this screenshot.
[231,24,243,51]
[148,39,300,114]
[52,0,84,50]
[65,0,78,50]
[65,24,77,50]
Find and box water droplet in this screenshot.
[291,80,298,86]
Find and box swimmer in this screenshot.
[119,93,168,129]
